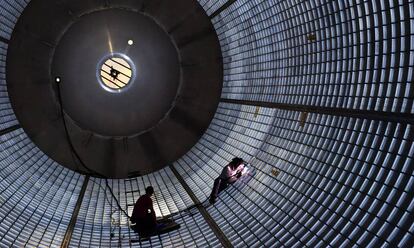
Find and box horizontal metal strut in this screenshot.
[0,124,21,137]
[221,98,414,125]
[0,36,9,44]
[210,0,238,19]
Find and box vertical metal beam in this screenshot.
[169,165,233,248]
[0,124,21,136]
[61,176,90,248]
[210,0,238,19]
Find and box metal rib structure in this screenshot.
[1,0,413,247]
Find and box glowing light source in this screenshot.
[128,39,134,46]
[97,54,134,92]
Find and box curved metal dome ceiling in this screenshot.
[1,0,414,247]
[6,0,223,178]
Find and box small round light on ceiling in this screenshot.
[55,76,61,83]
[128,39,134,46]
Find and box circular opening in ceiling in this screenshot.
[97,53,135,93]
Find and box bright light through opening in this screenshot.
[98,55,134,92]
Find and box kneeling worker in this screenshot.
[130,186,159,235]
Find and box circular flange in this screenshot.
[7,0,223,178]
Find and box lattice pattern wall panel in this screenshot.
[197,0,227,16]
[214,0,414,114]
[173,102,414,247]
[0,0,28,40]
[0,129,84,247]
[0,41,18,130]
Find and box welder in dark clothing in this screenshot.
[130,186,157,234]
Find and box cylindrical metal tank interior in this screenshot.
[0,1,413,247]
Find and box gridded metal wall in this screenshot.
[197,0,227,16]
[0,0,28,40]
[0,129,84,247]
[70,168,219,247]
[174,103,277,247]
[174,102,414,247]
[1,0,414,247]
[0,0,30,130]
[214,0,414,113]
[0,41,18,130]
